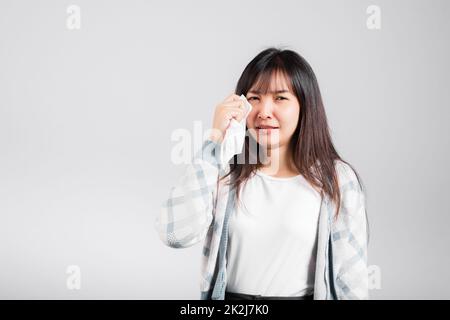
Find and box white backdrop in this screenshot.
[0,0,449,299]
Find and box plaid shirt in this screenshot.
[155,138,369,300]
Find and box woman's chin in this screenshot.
[256,136,281,148]
[257,140,282,150]
[247,132,282,150]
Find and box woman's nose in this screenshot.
[257,100,275,119]
[258,112,272,119]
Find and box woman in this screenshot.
[155,47,370,300]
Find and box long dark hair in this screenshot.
[219,47,366,220]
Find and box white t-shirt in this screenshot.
[226,169,322,296]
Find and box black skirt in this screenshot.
[225,291,314,300]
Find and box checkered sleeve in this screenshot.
[331,162,370,299]
[155,138,222,248]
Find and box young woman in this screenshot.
[155,47,370,300]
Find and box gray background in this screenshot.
[0,0,449,299]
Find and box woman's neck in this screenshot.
[259,144,299,177]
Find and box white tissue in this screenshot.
[219,94,253,166]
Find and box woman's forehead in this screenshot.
[249,71,293,94]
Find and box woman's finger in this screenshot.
[221,100,245,109]
[223,93,241,103]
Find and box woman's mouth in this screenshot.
[256,125,279,133]
[256,126,279,130]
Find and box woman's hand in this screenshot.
[209,93,247,143]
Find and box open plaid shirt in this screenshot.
[155,138,369,300]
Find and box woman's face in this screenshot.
[246,72,300,149]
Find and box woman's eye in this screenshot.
[276,96,287,100]
[248,97,259,101]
